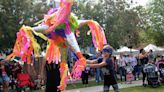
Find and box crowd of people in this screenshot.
[116,49,163,85]
[0,59,22,92]
[0,56,45,92]
[81,48,164,92]
[0,47,164,92]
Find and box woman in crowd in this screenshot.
[118,53,126,82]
[139,49,149,86]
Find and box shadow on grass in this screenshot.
[29,80,103,92]
[66,80,103,90]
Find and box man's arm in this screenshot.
[87,61,107,68]
[86,59,98,64]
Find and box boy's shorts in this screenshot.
[104,75,117,86]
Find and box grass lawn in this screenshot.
[31,80,103,92]
[27,77,163,92]
[31,85,164,92]
[66,80,103,90]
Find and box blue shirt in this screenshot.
[89,56,103,63]
[97,57,103,63]
[105,57,114,71]
[101,57,115,75]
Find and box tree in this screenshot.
[0,0,142,49]
[72,0,142,49]
[146,0,164,46]
[72,0,106,48]
[138,0,164,46]
[0,0,49,49]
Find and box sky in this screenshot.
[131,0,150,6]
[137,0,149,6]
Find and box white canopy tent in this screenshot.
[144,44,164,52]
[158,47,164,51]
[117,46,138,53]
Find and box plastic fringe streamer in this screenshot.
[58,62,69,90]
[71,58,86,79]
[7,26,40,64]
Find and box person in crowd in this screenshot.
[87,45,119,92]
[112,56,118,79]
[155,53,161,61]
[9,75,16,90]
[81,54,90,86]
[139,49,149,86]
[0,60,10,92]
[88,50,103,83]
[132,55,141,81]
[81,67,90,86]
[12,62,22,79]
[129,54,137,68]
[34,75,44,89]
[124,54,129,64]
[94,50,103,83]
[6,61,17,90]
[128,54,137,80]
[155,55,163,65]
[148,50,155,63]
[0,59,3,91]
[125,62,134,84]
[118,53,126,82]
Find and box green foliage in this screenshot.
[0,0,164,49]
[139,0,164,46]
[75,0,164,48]
[0,0,48,49]
[74,0,141,49]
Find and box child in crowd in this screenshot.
[34,75,44,89]
[81,67,90,86]
[81,54,91,86]
[126,62,134,84]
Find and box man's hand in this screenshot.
[86,59,98,64]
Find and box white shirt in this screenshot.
[129,57,137,67]
[124,57,130,64]
[118,57,126,67]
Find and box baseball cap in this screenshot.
[102,48,113,54]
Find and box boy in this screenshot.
[86,46,119,92]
